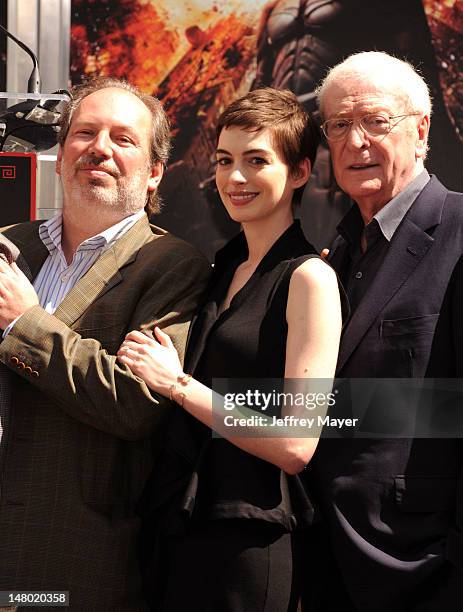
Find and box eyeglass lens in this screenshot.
[325,114,391,139]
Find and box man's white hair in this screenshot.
[316,51,432,119]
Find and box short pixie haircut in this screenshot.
[216,88,319,201]
[58,76,171,215]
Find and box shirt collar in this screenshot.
[338,169,430,246]
[374,169,430,241]
[39,209,145,256]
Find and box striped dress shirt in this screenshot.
[34,209,145,313]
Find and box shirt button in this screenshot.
[355,271,363,279]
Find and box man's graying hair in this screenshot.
[58,77,171,215]
[316,51,433,119]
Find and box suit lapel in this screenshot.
[16,254,33,281]
[23,241,48,280]
[337,176,447,374]
[54,215,154,327]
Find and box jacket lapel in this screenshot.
[16,254,33,281]
[54,215,154,327]
[336,176,447,374]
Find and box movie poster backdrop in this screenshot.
[70,0,463,260]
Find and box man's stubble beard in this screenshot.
[60,159,150,217]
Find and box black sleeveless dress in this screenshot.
[143,221,321,611]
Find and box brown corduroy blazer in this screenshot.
[0,215,210,611]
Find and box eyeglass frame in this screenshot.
[320,112,422,142]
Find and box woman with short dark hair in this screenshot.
[118,87,342,611]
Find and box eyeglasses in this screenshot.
[321,113,421,141]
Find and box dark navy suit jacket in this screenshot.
[312,176,463,611]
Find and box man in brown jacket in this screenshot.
[0,77,209,611]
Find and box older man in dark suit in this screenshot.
[308,52,463,611]
[0,78,209,610]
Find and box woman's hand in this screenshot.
[117,327,184,396]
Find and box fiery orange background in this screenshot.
[71,0,268,153]
[71,0,463,148]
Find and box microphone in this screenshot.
[0,23,40,94]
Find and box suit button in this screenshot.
[355,271,363,279]
[10,356,19,365]
[17,361,25,369]
[32,370,39,378]
[25,366,32,375]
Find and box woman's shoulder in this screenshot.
[288,256,349,323]
[290,255,337,284]
[288,257,339,302]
